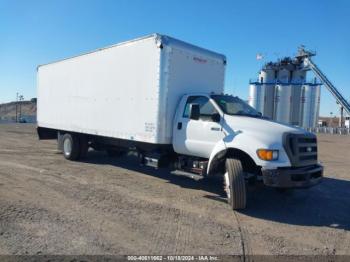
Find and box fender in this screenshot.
[207,138,227,175]
[207,131,291,175]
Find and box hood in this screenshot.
[223,115,306,143]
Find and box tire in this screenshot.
[57,131,64,152]
[62,133,81,160]
[224,158,247,210]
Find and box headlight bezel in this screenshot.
[257,149,279,161]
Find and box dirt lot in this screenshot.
[0,124,349,255]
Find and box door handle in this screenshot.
[211,127,221,131]
[177,122,182,130]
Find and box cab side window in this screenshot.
[183,96,217,121]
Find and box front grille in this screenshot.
[283,133,318,167]
[298,137,317,144]
[300,155,317,161]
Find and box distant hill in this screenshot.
[0,100,37,123]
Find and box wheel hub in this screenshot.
[63,138,72,156]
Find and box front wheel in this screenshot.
[224,158,247,210]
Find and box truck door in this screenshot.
[173,95,224,158]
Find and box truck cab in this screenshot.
[172,93,323,209]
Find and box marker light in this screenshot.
[257,149,279,161]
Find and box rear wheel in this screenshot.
[224,158,247,210]
[62,133,81,160]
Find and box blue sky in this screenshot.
[1,0,349,116]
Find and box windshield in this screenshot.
[211,95,262,117]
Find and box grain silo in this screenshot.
[300,84,321,128]
[248,83,265,114]
[274,84,292,123]
[248,56,321,128]
[289,69,306,125]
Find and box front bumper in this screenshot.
[262,164,323,188]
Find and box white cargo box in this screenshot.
[37,34,226,144]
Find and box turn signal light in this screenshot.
[257,149,279,161]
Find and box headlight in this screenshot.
[257,149,279,161]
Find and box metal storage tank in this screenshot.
[290,85,302,125]
[248,83,265,114]
[263,84,275,118]
[300,85,312,128]
[249,53,321,128]
[291,69,306,84]
[300,85,321,128]
[312,85,321,127]
[259,69,276,83]
[253,69,275,118]
[278,68,290,83]
[289,69,306,125]
[274,85,292,124]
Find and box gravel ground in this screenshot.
[0,124,349,256]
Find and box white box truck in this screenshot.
[37,34,323,210]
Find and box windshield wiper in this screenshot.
[233,113,262,118]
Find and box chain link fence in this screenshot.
[307,127,350,135]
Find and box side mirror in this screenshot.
[211,113,221,122]
[189,104,200,120]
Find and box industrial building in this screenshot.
[248,47,350,128]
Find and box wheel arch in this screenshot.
[207,147,260,176]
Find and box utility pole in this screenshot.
[19,95,24,121]
[15,92,18,123]
[339,106,344,127]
